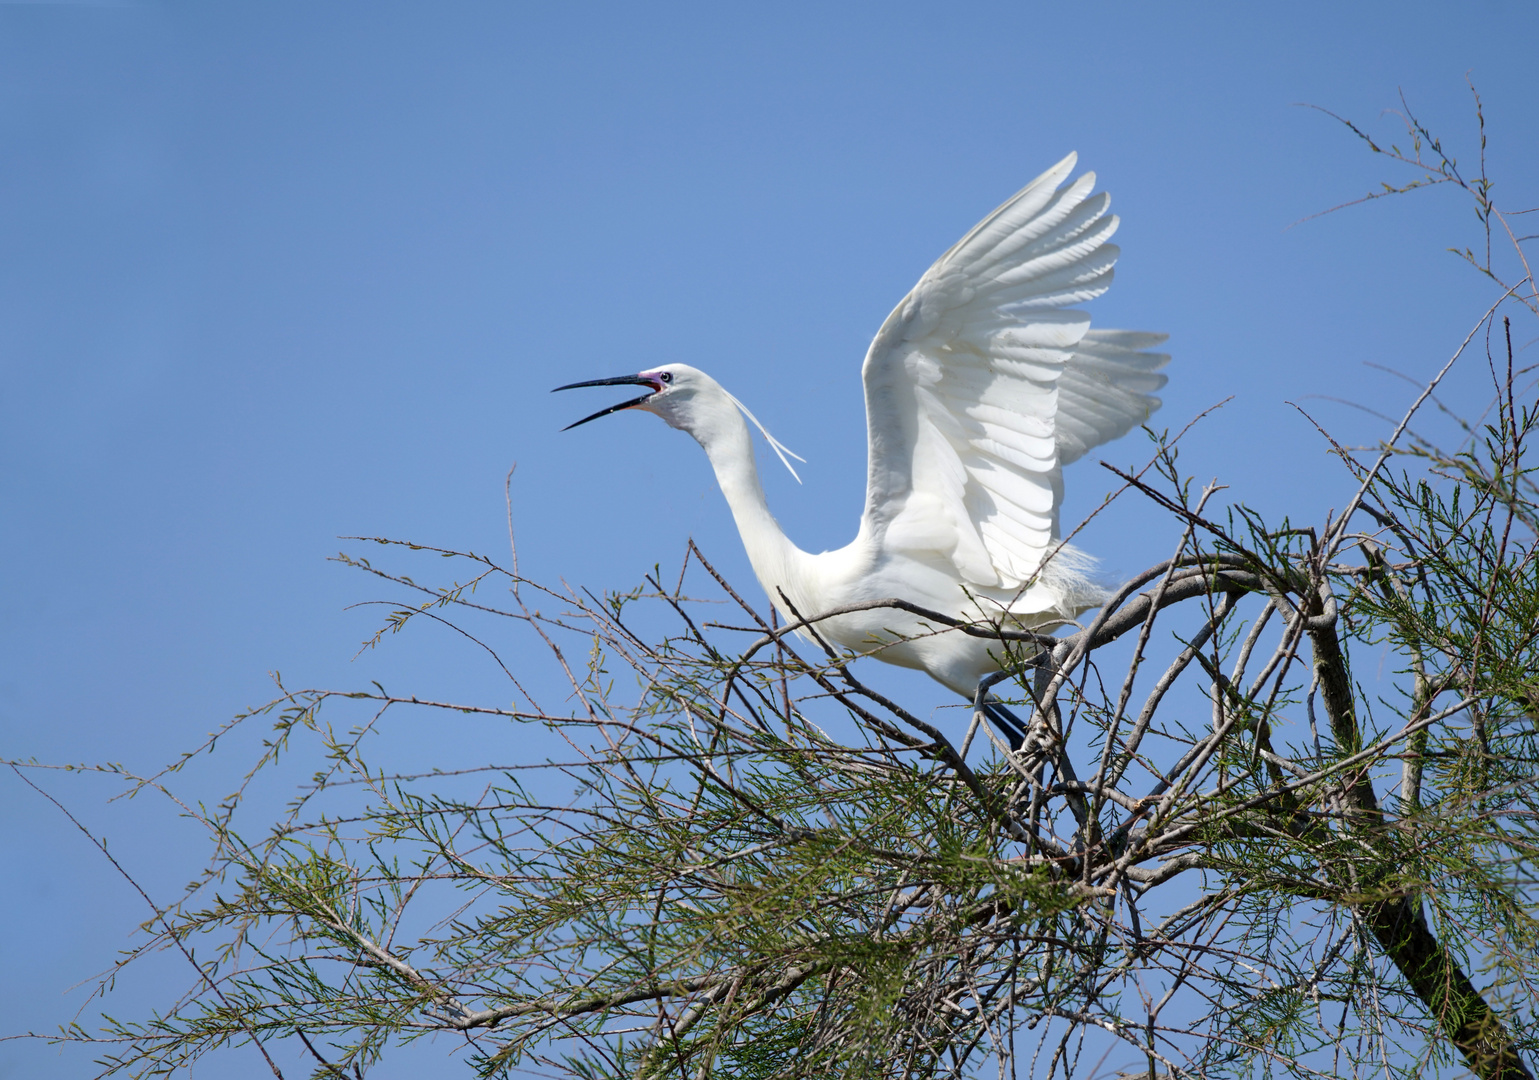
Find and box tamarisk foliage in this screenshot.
[38,94,1539,1080]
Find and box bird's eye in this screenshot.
[659,371,673,384]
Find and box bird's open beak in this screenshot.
[553,374,663,431]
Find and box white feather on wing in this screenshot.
[858,153,1169,595]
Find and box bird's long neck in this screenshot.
[692,405,808,606]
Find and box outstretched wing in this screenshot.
[859,154,1168,591]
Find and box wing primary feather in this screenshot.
[858,159,1167,595]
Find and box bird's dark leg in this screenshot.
[996,682,1095,841]
[981,700,1029,751]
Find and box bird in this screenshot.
[556,154,1168,748]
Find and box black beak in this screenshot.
[552,375,661,431]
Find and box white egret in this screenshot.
[557,155,1167,747]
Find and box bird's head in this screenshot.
[554,362,712,434]
[554,363,804,481]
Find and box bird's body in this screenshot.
[652,366,1092,698]
[559,154,1168,726]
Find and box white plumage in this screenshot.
[558,155,1167,736]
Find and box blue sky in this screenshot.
[3,3,1537,1076]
